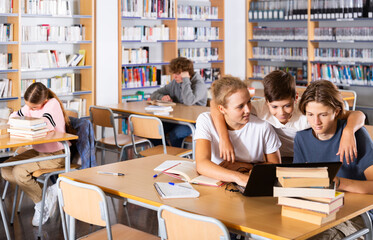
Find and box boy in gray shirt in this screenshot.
[151,57,207,147]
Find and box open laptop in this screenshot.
[236,162,342,197]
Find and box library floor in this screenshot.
[0,151,159,240]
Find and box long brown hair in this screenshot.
[24,82,71,129]
[299,80,345,118]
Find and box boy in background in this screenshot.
[211,70,365,163]
[151,57,207,147]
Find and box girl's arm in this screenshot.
[264,150,281,164]
[338,110,366,164]
[336,165,373,194]
[210,100,236,162]
[195,139,249,186]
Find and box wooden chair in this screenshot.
[157,205,230,240]
[65,109,79,118]
[128,114,192,158]
[57,177,159,240]
[89,106,151,163]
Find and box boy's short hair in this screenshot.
[299,80,344,118]
[169,57,195,77]
[211,75,247,107]
[263,70,296,102]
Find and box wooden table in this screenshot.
[60,154,373,240]
[103,102,210,158]
[0,132,77,240]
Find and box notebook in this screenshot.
[236,162,342,197]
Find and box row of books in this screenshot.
[252,47,308,61]
[248,0,308,21]
[121,0,175,18]
[314,48,373,63]
[0,78,11,98]
[0,53,11,70]
[8,117,49,140]
[314,27,373,41]
[274,167,344,225]
[121,25,170,41]
[253,27,307,41]
[178,47,218,62]
[22,24,86,42]
[21,49,85,69]
[122,66,160,89]
[310,0,373,19]
[0,0,12,13]
[0,23,13,42]
[177,27,219,41]
[197,67,220,83]
[62,98,86,117]
[21,73,81,95]
[253,65,307,81]
[311,63,373,86]
[22,0,73,15]
[122,47,149,65]
[177,5,218,19]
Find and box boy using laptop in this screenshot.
[211,70,365,163]
[294,80,373,239]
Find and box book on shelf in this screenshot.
[65,98,86,117]
[70,54,84,67]
[278,192,344,215]
[154,160,223,187]
[277,177,330,188]
[77,49,86,66]
[0,79,11,98]
[153,182,200,199]
[273,183,336,198]
[276,167,329,178]
[281,206,338,225]
[8,116,45,126]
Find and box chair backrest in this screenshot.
[57,177,113,240]
[128,114,167,155]
[66,109,79,118]
[157,205,230,240]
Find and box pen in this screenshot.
[168,182,191,189]
[97,171,125,176]
[153,163,181,178]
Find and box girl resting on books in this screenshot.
[2,82,71,227]
[294,80,373,239]
[195,75,282,187]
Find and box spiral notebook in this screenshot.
[153,182,200,199]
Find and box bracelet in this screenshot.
[335,177,341,189]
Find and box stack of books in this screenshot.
[8,117,48,139]
[274,167,344,225]
[144,105,173,116]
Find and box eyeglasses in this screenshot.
[225,182,239,193]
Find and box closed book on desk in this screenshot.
[153,182,199,199]
[154,160,223,187]
[145,105,173,113]
[278,194,344,214]
[273,183,336,198]
[276,167,329,178]
[281,206,338,225]
[278,177,330,188]
[9,116,45,126]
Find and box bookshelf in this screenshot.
[0,0,95,118]
[246,0,373,88]
[118,0,225,103]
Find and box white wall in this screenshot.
[224,0,246,80]
[96,0,118,105]
[95,1,246,104]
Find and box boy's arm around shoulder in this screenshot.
[210,99,236,162]
[338,110,366,164]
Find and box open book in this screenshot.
[154,182,200,199]
[154,160,223,187]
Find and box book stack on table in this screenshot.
[274,167,344,225]
[8,117,48,140]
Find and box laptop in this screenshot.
[236,162,342,197]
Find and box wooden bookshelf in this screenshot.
[118,0,225,103]
[246,0,373,89]
[0,0,95,117]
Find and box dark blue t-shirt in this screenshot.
[294,119,373,180]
